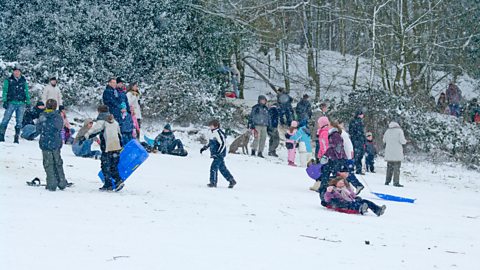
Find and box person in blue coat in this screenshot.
[291,123,313,166]
[102,77,130,123]
[200,119,236,188]
[154,124,186,155]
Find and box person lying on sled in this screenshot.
[323,176,386,216]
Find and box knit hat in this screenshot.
[59,105,65,111]
[317,116,330,128]
[290,120,298,128]
[258,95,267,103]
[49,77,57,81]
[355,109,364,117]
[116,77,125,84]
[366,132,373,137]
[13,65,21,72]
[120,102,127,110]
[35,101,45,107]
[164,123,172,131]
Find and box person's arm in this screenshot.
[41,87,48,104]
[248,107,255,129]
[85,121,105,139]
[2,80,8,103]
[58,88,63,106]
[24,83,30,105]
[399,130,407,145]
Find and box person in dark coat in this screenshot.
[21,101,45,140]
[118,101,134,145]
[295,94,312,125]
[36,99,68,191]
[365,132,377,173]
[201,119,236,188]
[0,66,31,143]
[102,77,130,124]
[277,87,293,126]
[154,124,185,155]
[267,103,280,157]
[248,95,270,157]
[349,109,366,174]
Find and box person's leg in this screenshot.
[359,198,380,213]
[13,105,25,142]
[137,119,141,138]
[354,146,364,174]
[53,150,68,189]
[318,162,333,199]
[267,129,274,153]
[101,153,113,188]
[393,161,401,185]
[278,108,285,125]
[365,155,372,172]
[218,157,234,182]
[0,104,16,139]
[109,152,122,187]
[209,158,220,186]
[257,126,267,155]
[287,148,296,164]
[43,151,58,191]
[251,130,260,153]
[385,162,393,185]
[285,109,292,126]
[347,173,364,190]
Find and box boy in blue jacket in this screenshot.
[200,119,237,188]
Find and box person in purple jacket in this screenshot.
[317,122,347,200]
[324,177,386,216]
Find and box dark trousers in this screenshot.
[278,106,292,126]
[353,144,365,174]
[42,150,67,191]
[122,132,133,146]
[318,159,345,200]
[101,151,122,188]
[386,161,401,185]
[267,128,280,154]
[328,197,381,213]
[167,139,184,153]
[366,154,375,172]
[210,157,234,185]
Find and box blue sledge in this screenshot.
[371,192,416,203]
[98,139,149,186]
[144,135,155,147]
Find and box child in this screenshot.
[119,102,134,145]
[365,132,377,173]
[291,121,313,167]
[36,99,68,191]
[200,119,236,188]
[154,123,186,156]
[316,116,330,160]
[324,177,386,216]
[83,105,125,192]
[72,118,101,159]
[285,121,298,166]
[59,105,75,144]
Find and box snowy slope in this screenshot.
[1,123,479,270]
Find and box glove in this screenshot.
[326,186,334,193]
[2,102,8,109]
[78,137,86,145]
[320,155,329,165]
[200,146,208,154]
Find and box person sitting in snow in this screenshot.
[365,132,377,173]
[81,105,125,192]
[154,124,187,156]
[324,176,386,216]
[21,101,45,140]
[200,119,236,188]
[36,99,68,191]
[72,118,101,159]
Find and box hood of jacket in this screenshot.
[388,121,401,129]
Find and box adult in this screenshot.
[436,92,448,113]
[383,121,407,187]
[446,82,462,117]
[102,77,130,123]
[295,94,312,126]
[267,102,280,157]
[276,87,293,126]
[21,101,45,140]
[72,118,101,158]
[127,82,142,137]
[42,77,62,106]
[0,66,30,143]
[349,109,366,175]
[248,95,269,158]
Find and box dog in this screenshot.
[229,131,251,154]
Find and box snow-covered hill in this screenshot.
[1,122,479,270]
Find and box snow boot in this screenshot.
[13,127,20,144]
[359,203,369,215]
[251,150,256,156]
[309,181,320,192]
[0,129,5,142]
[375,205,387,216]
[257,151,264,158]
[268,151,279,157]
[288,161,297,167]
[99,184,113,191]
[356,185,364,195]
[207,183,217,188]
[114,181,125,192]
[228,179,237,189]
[393,183,404,187]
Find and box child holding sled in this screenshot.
[200,119,237,188]
[324,177,386,216]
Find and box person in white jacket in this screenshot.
[383,121,407,187]
[42,77,63,106]
[127,82,142,136]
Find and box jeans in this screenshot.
[21,124,38,140]
[449,104,460,117]
[210,157,234,185]
[251,125,267,153]
[1,103,26,131]
[328,197,381,213]
[167,139,184,153]
[72,139,101,158]
[366,154,375,172]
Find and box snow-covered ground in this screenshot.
[1,121,479,270]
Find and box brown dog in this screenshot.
[229,131,250,154]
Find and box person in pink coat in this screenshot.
[317,116,330,159]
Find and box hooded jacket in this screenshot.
[85,113,122,152]
[249,97,270,128]
[36,110,64,151]
[383,122,407,162]
[349,114,366,147]
[127,91,142,119]
[317,116,330,158]
[325,128,347,160]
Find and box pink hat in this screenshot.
[290,121,298,128]
[317,116,330,128]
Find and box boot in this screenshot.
[375,205,387,216]
[0,128,5,142]
[268,151,279,157]
[359,203,369,215]
[355,185,364,195]
[393,183,404,187]
[228,179,237,189]
[309,181,320,191]
[114,180,125,192]
[288,161,297,167]
[207,183,217,188]
[14,127,20,144]
[251,150,256,156]
[257,151,264,158]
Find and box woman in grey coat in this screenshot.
[383,121,407,187]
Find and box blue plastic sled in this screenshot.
[371,192,416,203]
[98,139,149,186]
[144,135,155,147]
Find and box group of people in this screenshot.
[436,82,480,123]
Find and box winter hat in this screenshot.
[355,109,364,117]
[303,94,309,99]
[116,77,125,84]
[258,95,267,103]
[13,65,22,72]
[366,132,373,137]
[35,101,45,107]
[164,124,172,131]
[317,116,330,128]
[299,119,308,127]
[290,120,298,128]
[120,102,127,110]
[49,76,57,81]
